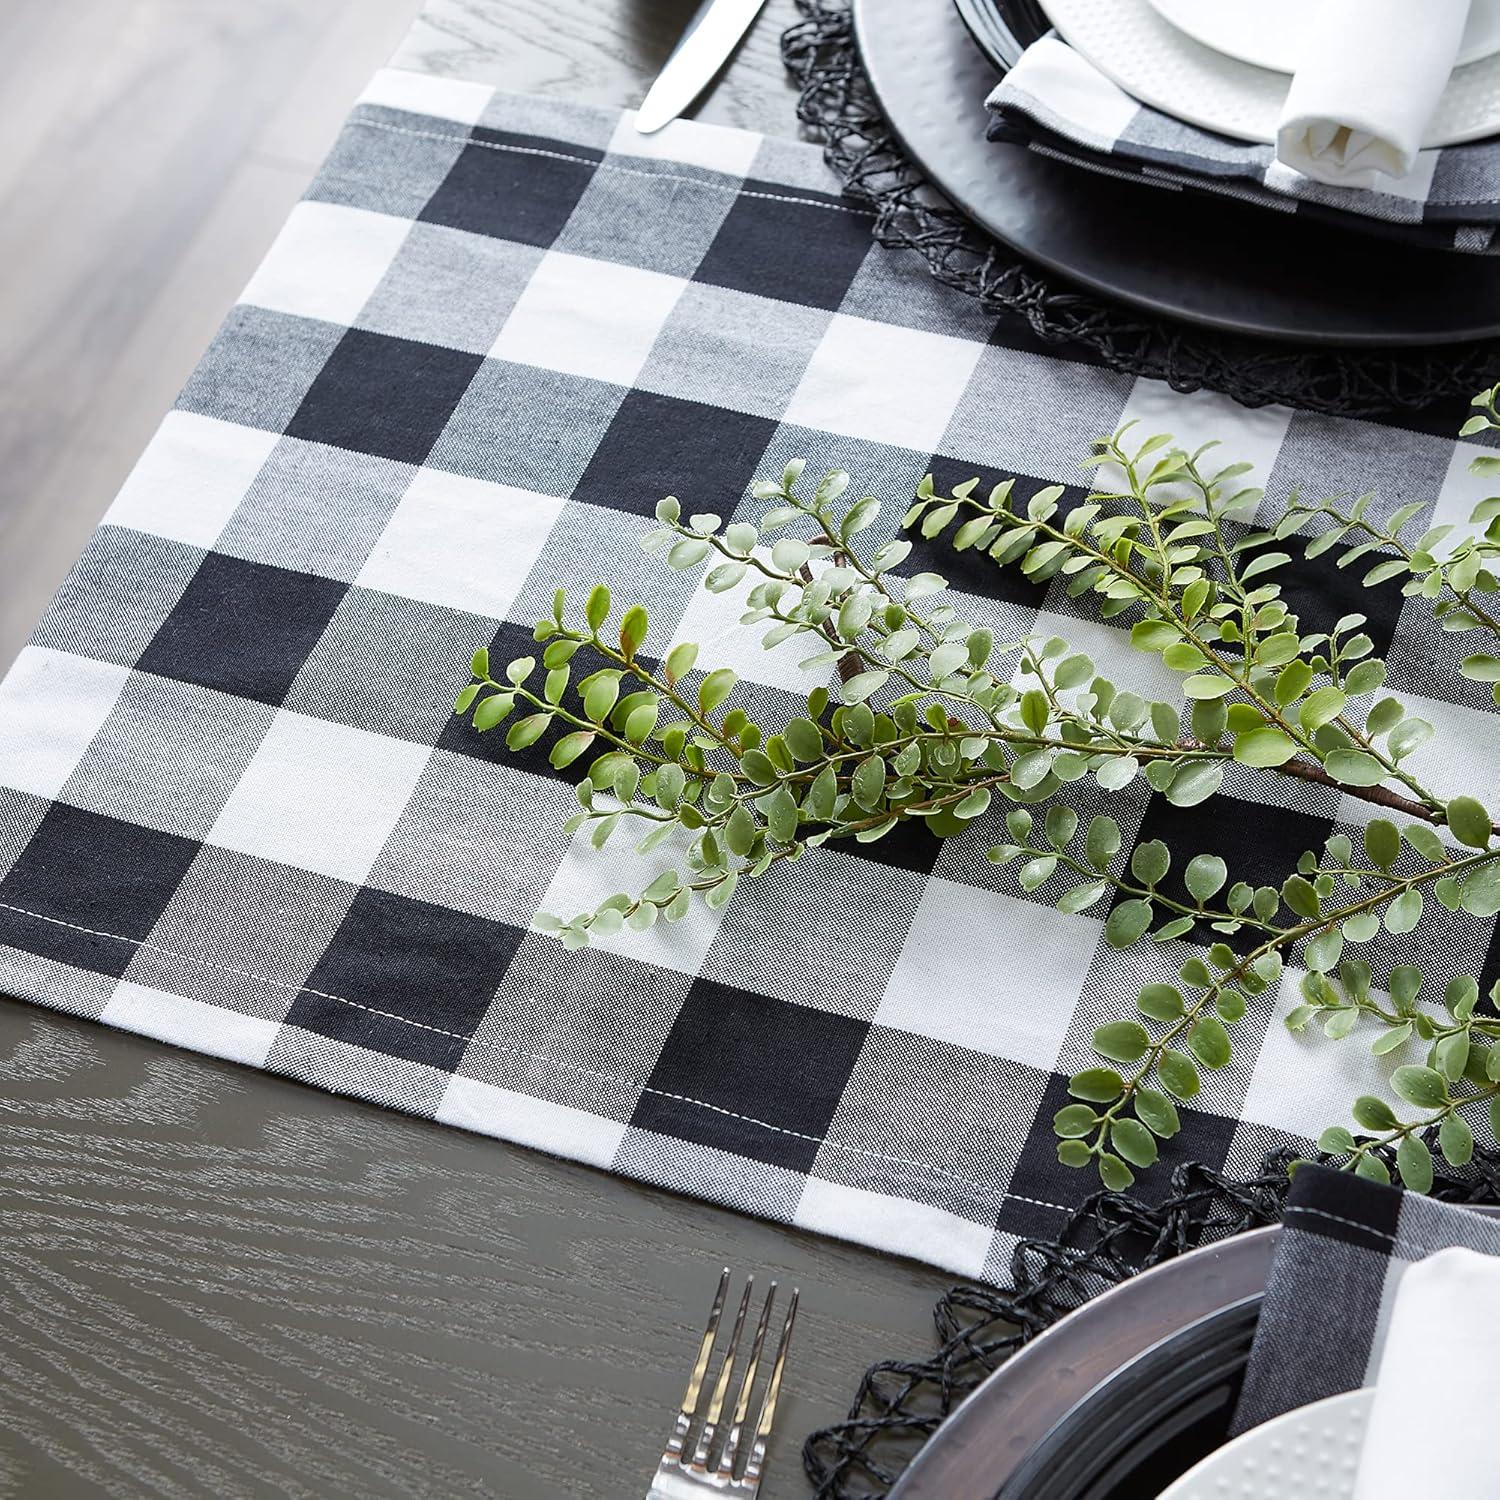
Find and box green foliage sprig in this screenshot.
[455,387,1500,1193]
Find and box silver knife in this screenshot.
[635,0,769,134]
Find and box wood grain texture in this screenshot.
[0,2,955,1496]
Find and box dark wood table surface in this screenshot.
[0,2,958,1495]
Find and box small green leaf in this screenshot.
[1352,1095,1398,1131]
[1356,1153,1392,1185]
[1324,750,1385,787]
[1183,675,1235,699]
[1460,654,1500,682]
[1057,1139,1093,1168]
[506,712,550,751]
[1085,815,1121,871]
[1318,1126,1356,1155]
[1157,1049,1201,1100]
[1104,899,1153,948]
[1134,1088,1181,1138]
[1363,820,1400,871]
[842,669,890,704]
[1069,1067,1125,1102]
[1138,983,1186,1022]
[1053,1103,1098,1138]
[1097,1152,1135,1191]
[699,668,738,716]
[1187,1015,1231,1069]
[1093,1020,1150,1063]
[1391,1064,1447,1109]
[1384,888,1423,934]
[1184,854,1228,902]
[1111,1118,1158,1168]
[1163,761,1223,807]
[1447,795,1493,850]
[1131,840,1170,886]
[1298,686,1347,730]
[1396,1134,1433,1193]
[1440,1112,1475,1167]
[472,693,516,732]
[1233,727,1296,768]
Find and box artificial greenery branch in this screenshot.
[453,389,1500,1193]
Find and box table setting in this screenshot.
[9,0,1500,1493]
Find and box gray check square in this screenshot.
[555,158,740,278]
[636,283,830,419]
[817,1028,1040,1221]
[283,586,495,746]
[368,749,577,925]
[460,934,691,1122]
[216,438,413,583]
[31,529,202,670]
[0,786,49,886]
[701,844,926,1021]
[62,675,274,841]
[176,306,345,436]
[841,245,1001,339]
[940,344,1134,485]
[266,1025,453,1119]
[309,105,467,220]
[127,844,357,1022]
[426,358,627,496]
[614,1129,806,1224]
[358,222,545,355]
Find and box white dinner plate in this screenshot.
[1146,0,1500,76]
[1156,1387,1372,1500]
[1042,0,1500,146]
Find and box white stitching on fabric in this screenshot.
[1284,1204,1397,1243]
[346,117,878,218]
[0,897,1071,1216]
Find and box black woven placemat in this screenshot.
[780,0,1500,417]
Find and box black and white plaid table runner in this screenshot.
[1233,1164,1500,1431]
[2,69,1499,1282]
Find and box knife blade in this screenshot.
[635,0,768,134]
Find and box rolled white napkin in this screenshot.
[1352,1246,1500,1499]
[1277,0,1470,187]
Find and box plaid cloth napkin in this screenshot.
[1,66,1499,1284]
[1233,1164,1500,1432]
[987,36,1500,254]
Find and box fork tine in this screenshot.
[715,1280,776,1479]
[740,1288,798,1492]
[665,1267,729,1460]
[689,1275,754,1469]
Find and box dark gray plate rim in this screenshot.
[888,1224,1280,1498]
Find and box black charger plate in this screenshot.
[853,0,1500,344]
[888,1225,1278,1499]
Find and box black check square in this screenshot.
[135,552,347,707]
[291,887,525,1069]
[912,458,1087,609]
[419,129,601,248]
[694,181,874,311]
[1124,792,1334,952]
[437,623,660,784]
[631,978,870,1173]
[285,329,484,465]
[0,804,201,978]
[997,1073,1239,1240]
[572,390,778,518]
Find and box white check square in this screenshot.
[1240,967,1403,1141]
[666,551,835,698]
[357,68,494,127]
[0,647,131,801]
[1110,379,1293,491]
[102,411,279,550]
[1431,437,1500,532]
[794,1177,993,1278]
[437,1075,627,1169]
[356,468,563,617]
[784,314,985,453]
[103,982,280,1068]
[877,876,1102,1071]
[606,112,762,177]
[538,820,728,977]
[489,250,687,388]
[239,201,412,327]
[207,710,430,884]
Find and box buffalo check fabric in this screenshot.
[1232,1165,1500,1432]
[2,69,1500,1284]
[988,36,1500,255]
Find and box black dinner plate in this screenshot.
[853,0,1500,344]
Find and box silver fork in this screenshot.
[648,1269,799,1498]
